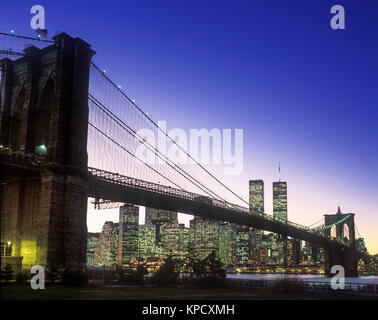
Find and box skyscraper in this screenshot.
[189,216,220,261]
[86,232,100,267]
[118,204,139,267]
[138,224,157,259]
[285,239,301,265]
[218,222,234,265]
[145,208,178,243]
[94,222,119,267]
[249,180,265,252]
[235,227,250,265]
[162,223,190,260]
[273,181,288,223]
[249,180,264,215]
[145,208,178,225]
[272,182,288,264]
[271,234,286,265]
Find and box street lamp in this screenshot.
[35,144,47,156]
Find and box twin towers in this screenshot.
[249,180,288,223]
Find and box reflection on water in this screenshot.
[226,274,378,284]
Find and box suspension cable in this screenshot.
[90,62,249,206]
[308,217,325,228]
[88,94,225,201]
[88,122,185,192]
[0,32,54,43]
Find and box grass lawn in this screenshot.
[1,283,377,300]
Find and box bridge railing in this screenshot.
[0,144,46,169]
[228,278,378,296]
[88,167,249,213]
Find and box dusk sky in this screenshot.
[2,1,377,254]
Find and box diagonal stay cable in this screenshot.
[308,217,325,228]
[90,62,249,206]
[89,93,227,202]
[88,122,185,192]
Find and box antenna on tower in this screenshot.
[278,161,281,182]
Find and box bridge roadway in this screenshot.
[0,146,360,251]
[87,167,344,250]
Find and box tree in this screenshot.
[204,251,226,279]
[114,265,126,283]
[1,264,14,283]
[15,271,30,283]
[126,262,148,285]
[153,255,179,287]
[191,251,226,288]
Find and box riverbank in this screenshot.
[2,283,376,300]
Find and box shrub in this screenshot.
[46,265,64,282]
[61,269,88,286]
[125,265,147,285]
[1,264,14,283]
[178,252,227,289]
[114,266,126,283]
[152,255,179,287]
[15,271,30,283]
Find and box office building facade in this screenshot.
[118,204,139,267]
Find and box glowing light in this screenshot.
[20,240,37,266]
[10,29,15,33]
[36,144,47,155]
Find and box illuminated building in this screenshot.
[189,216,220,260]
[129,257,164,272]
[271,234,285,265]
[162,223,189,260]
[249,180,265,251]
[118,204,139,267]
[285,239,301,265]
[250,233,273,265]
[235,226,250,265]
[249,180,264,215]
[145,208,178,243]
[356,238,368,254]
[138,224,157,259]
[250,248,271,265]
[86,232,100,267]
[218,222,234,265]
[273,181,288,223]
[94,221,119,267]
[272,181,288,264]
[301,241,312,263]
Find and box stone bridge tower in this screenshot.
[323,207,357,277]
[324,207,355,246]
[0,33,95,270]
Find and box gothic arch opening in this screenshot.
[35,77,55,149]
[343,223,350,241]
[330,225,337,239]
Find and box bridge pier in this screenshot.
[0,33,95,270]
[325,246,358,277]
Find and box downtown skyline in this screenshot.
[1,0,377,254]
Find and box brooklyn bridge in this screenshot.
[0,32,375,276]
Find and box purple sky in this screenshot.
[2,0,377,254]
